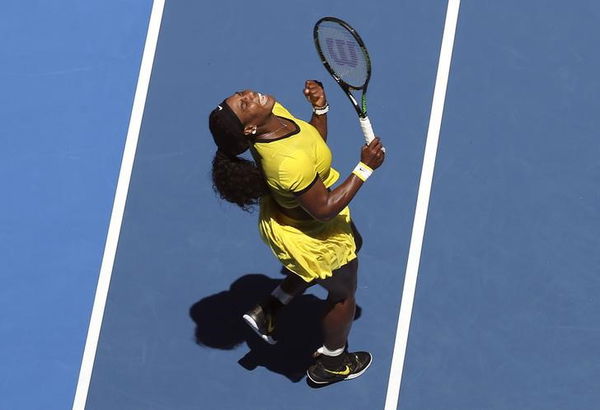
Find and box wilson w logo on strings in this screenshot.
[325,38,358,67]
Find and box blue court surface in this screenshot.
[2,1,600,409]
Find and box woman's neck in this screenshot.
[255,116,291,141]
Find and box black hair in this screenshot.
[211,150,268,212]
[209,102,268,211]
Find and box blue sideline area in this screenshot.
[401,2,600,408]
[0,1,151,409]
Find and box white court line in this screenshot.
[384,1,461,409]
[72,1,165,409]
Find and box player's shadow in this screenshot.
[189,272,361,383]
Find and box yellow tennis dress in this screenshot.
[250,102,357,282]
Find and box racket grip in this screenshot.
[359,116,375,144]
[359,116,386,153]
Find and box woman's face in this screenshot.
[225,90,275,134]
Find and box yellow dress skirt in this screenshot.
[258,195,357,282]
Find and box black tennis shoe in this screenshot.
[242,304,277,345]
[307,351,372,385]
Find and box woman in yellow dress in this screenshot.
[208,81,385,385]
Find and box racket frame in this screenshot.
[313,16,372,119]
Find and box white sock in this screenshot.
[318,345,345,357]
[271,286,293,305]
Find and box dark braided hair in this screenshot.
[209,100,269,211]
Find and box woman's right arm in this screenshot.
[295,138,385,222]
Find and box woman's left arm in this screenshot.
[304,80,328,141]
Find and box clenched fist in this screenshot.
[303,80,327,108]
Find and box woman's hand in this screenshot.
[296,137,385,221]
[304,80,327,108]
[305,80,328,141]
[360,137,385,170]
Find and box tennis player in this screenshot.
[208,81,384,385]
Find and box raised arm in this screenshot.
[295,138,385,221]
[304,80,328,141]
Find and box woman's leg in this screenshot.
[319,258,358,350]
[317,220,361,349]
[318,220,362,349]
[243,269,311,344]
[307,257,372,384]
[278,269,311,299]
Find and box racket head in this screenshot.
[313,17,372,91]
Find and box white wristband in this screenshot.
[313,103,329,115]
[352,162,373,182]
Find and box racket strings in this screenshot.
[316,22,369,89]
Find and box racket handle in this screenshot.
[359,116,375,144]
[359,116,386,153]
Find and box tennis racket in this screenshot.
[313,17,376,145]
